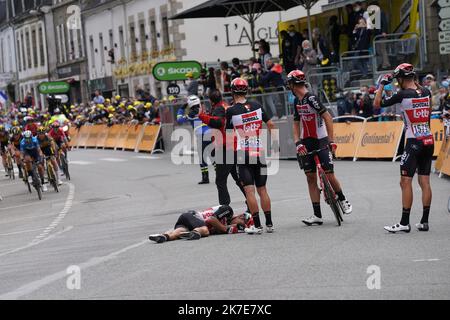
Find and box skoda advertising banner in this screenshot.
[152,61,202,81]
[38,81,70,95]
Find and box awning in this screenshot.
[322,0,358,11]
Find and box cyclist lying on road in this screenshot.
[148,205,253,243]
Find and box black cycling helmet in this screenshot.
[213,205,234,224]
[287,70,307,85]
[393,63,416,79]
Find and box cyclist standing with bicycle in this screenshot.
[374,63,433,233]
[287,70,352,226]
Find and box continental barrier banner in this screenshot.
[104,125,122,149]
[96,125,109,148]
[435,139,448,172]
[355,121,404,159]
[440,139,450,177]
[115,125,130,150]
[137,125,161,152]
[431,119,445,157]
[76,125,91,148]
[123,125,142,151]
[334,122,364,158]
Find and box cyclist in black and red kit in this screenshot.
[148,205,253,243]
[287,70,352,226]
[225,78,277,234]
[374,63,433,233]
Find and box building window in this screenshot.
[89,35,95,69]
[17,34,22,71]
[31,28,38,68]
[118,26,125,59]
[99,33,105,66]
[21,31,26,71]
[129,22,137,58]
[150,19,157,51]
[68,28,75,60]
[161,16,170,47]
[139,20,147,54]
[0,38,3,73]
[38,26,45,66]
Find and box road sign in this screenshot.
[440,42,450,54]
[439,0,450,8]
[166,83,181,96]
[439,7,450,19]
[38,81,70,94]
[152,61,202,81]
[440,19,450,31]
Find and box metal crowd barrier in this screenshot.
[372,32,422,78]
[306,66,343,103]
[340,50,375,88]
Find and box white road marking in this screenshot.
[0,200,65,211]
[30,183,75,245]
[99,158,127,162]
[0,228,45,237]
[0,226,73,259]
[0,183,75,258]
[70,161,94,165]
[413,259,440,262]
[0,239,147,300]
[134,156,160,160]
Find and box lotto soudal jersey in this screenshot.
[195,207,227,232]
[293,92,328,140]
[381,88,433,143]
[226,100,270,157]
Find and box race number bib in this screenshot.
[232,109,263,156]
[412,123,432,138]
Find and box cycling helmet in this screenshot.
[287,70,307,85]
[187,95,201,108]
[115,95,121,101]
[23,130,32,140]
[393,63,416,79]
[37,126,46,134]
[145,102,152,109]
[51,121,60,129]
[54,108,61,114]
[230,78,249,95]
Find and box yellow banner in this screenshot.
[356,121,404,159]
[334,122,364,158]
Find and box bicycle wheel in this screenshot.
[7,154,14,180]
[32,168,42,201]
[48,163,59,193]
[61,155,70,180]
[23,168,32,193]
[320,171,343,226]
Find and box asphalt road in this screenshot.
[0,149,449,300]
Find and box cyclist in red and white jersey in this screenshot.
[288,70,352,226]
[225,78,277,234]
[374,63,433,233]
[148,205,252,243]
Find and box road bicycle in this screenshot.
[300,146,344,226]
[23,160,43,200]
[45,155,59,193]
[5,149,15,180]
[58,147,70,181]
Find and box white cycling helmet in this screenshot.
[187,95,201,108]
[23,130,32,139]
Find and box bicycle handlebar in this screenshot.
[298,146,330,157]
